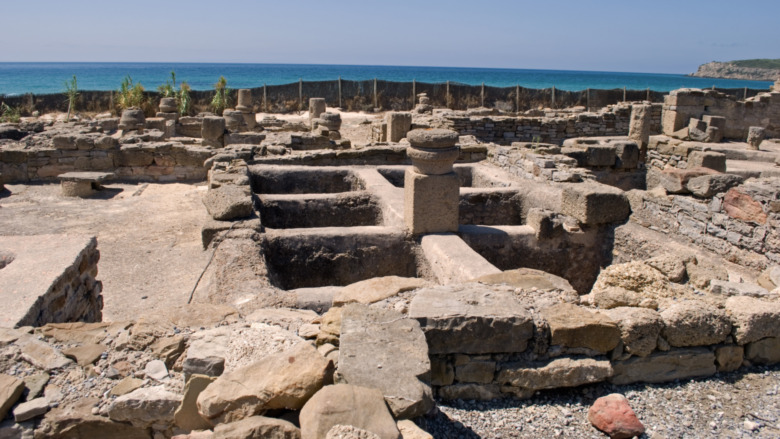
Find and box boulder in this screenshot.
[660,300,731,347]
[686,174,743,198]
[497,357,613,391]
[725,296,780,344]
[144,359,169,381]
[588,394,645,439]
[605,307,663,357]
[590,286,656,310]
[332,276,428,307]
[213,416,301,439]
[408,286,533,354]
[613,141,640,169]
[317,307,343,346]
[299,384,401,439]
[197,342,331,424]
[541,303,620,353]
[202,185,253,221]
[35,397,149,439]
[20,339,72,370]
[108,385,181,428]
[175,374,216,431]
[610,348,716,385]
[337,304,432,419]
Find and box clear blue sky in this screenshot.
[2,0,778,74]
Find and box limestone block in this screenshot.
[309,98,327,122]
[610,348,716,385]
[223,110,247,132]
[613,141,639,169]
[215,416,301,438]
[725,296,780,344]
[13,397,49,422]
[604,307,663,357]
[332,276,428,306]
[159,97,177,113]
[337,304,433,419]
[747,126,765,149]
[660,300,731,347]
[497,357,612,391]
[559,182,630,225]
[745,337,780,364]
[404,170,459,234]
[408,286,533,355]
[202,185,253,221]
[108,385,181,428]
[686,174,743,198]
[201,116,225,142]
[584,145,616,167]
[646,167,718,194]
[710,280,770,298]
[438,384,502,401]
[628,104,652,149]
[541,303,620,353]
[386,112,412,143]
[118,108,145,131]
[0,374,24,420]
[455,361,495,384]
[715,345,744,372]
[687,151,727,172]
[430,358,454,386]
[236,89,253,112]
[182,327,229,380]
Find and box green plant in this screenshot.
[0,102,21,123]
[532,134,542,146]
[116,75,146,111]
[178,81,192,115]
[210,76,231,115]
[63,75,79,122]
[157,70,177,98]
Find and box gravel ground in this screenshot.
[417,364,780,439]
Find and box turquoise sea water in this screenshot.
[0,62,773,96]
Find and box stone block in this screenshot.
[747,126,765,149]
[201,116,225,142]
[715,345,743,372]
[299,384,400,439]
[455,361,495,384]
[584,145,616,167]
[687,151,726,172]
[438,384,502,401]
[646,167,718,194]
[404,170,459,234]
[560,182,630,225]
[745,337,780,364]
[309,98,327,121]
[726,296,780,344]
[386,112,412,143]
[541,303,620,353]
[660,300,731,347]
[202,185,253,221]
[497,357,612,391]
[408,286,533,355]
[613,141,639,169]
[604,307,662,357]
[686,174,743,198]
[610,348,716,385]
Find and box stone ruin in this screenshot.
[0,86,779,438]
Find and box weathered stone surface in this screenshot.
[20,339,72,370]
[108,385,181,428]
[408,286,533,354]
[299,384,401,439]
[317,307,342,346]
[497,358,612,391]
[588,393,645,439]
[560,182,629,225]
[175,374,216,431]
[332,276,428,306]
[184,326,229,379]
[247,308,319,332]
[197,342,330,424]
[13,397,48,422]
[710,280,771,298]
[61,343,105,367]
[745,337,780,364]
[723,188,767,224]
[687,151,726,172]
[24,372,49,400]
[145,359,169,380]
[590,287,656,310]
[406,129,459,149]
[660,300,731,347]
[686,261,728,290]
[715,345,744,372]
[541,303,620,353]
[203,185,253,221]
[747,126,765,149]
[386,112,412,143]
[613,141,639,169]
[605,307,663,357]
[644,254,690,283]
[725,296,780,344]
[110,377,144,397]
[438,384,502,401]
[202,116,226,141]
[396,420,432,439]
[150,334,186,367]
[404,170,459,234]
[455,361,495,384]
[0,374,24,419]
[326,425,380,439]
[610,348,716,385]
[647,167,718,194]
[591,261,676,301]
[337,304,432,419]
[214,415,301,439]
[471,268,575,293]
[686,174,743,198]
[36,397,149,439]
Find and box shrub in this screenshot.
[210,76,231,115]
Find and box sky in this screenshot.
[2,0,778,74]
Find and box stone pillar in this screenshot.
[309,98,327,127]
[414,93,433,114]
[156,98,178,138]
[313,112,342,140]
[386,112,412,143]
[628,104,652,158]
[236,89,256,130]
[118,108,145,135]
[747,126,765,150]
[404,129,460,235]
[223,109,247,132]
[201,116,226,148]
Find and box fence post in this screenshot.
[446,81,450,109]
[551,86,555,108]
[374,77,378,110]
[586,88,590,110]
[263,83,267,113]
[646,87,650,101]
[338,76,342,108]
[412,79,416,111]
[623,86,626,102]
[516,85,520,113]
[298,78,303,113]
[481,82,485,108]
[744,87,748,99]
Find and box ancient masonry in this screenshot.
[0,85,778,438]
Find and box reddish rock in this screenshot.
[588,394,645,439]
[724,189,767,224]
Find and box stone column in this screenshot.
[313,112,342,140]
[404,129,460,235]
[747,126,765,150]
[236,89,256,130]
[628,104,652,158]
[386,112,412,143]
[201,116,226,148]
[222,109,247,132]
[309,98,327,127]
[156,98,178,138]
[118,108,145,135]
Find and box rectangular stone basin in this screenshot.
[257,192,382,229]
[262,227,423,290]
[249,165,365,194]
[377,166,477,188]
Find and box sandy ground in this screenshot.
[256,109,383,146]
[0,182,213,322]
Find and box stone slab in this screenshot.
[419,233,501,284]
[560,182,630,225]
[610,348,716,385]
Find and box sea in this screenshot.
[0,62,773,96]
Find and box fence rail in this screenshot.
[0,80,770,116]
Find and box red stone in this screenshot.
[588,393,645,439]
[724,189,767,224]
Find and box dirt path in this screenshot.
[0,182,213,322]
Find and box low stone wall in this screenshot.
[408,284,780,401]
[0,235,102,327]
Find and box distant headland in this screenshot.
[691,59,780,81]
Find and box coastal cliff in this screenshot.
[691,61,780,81]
